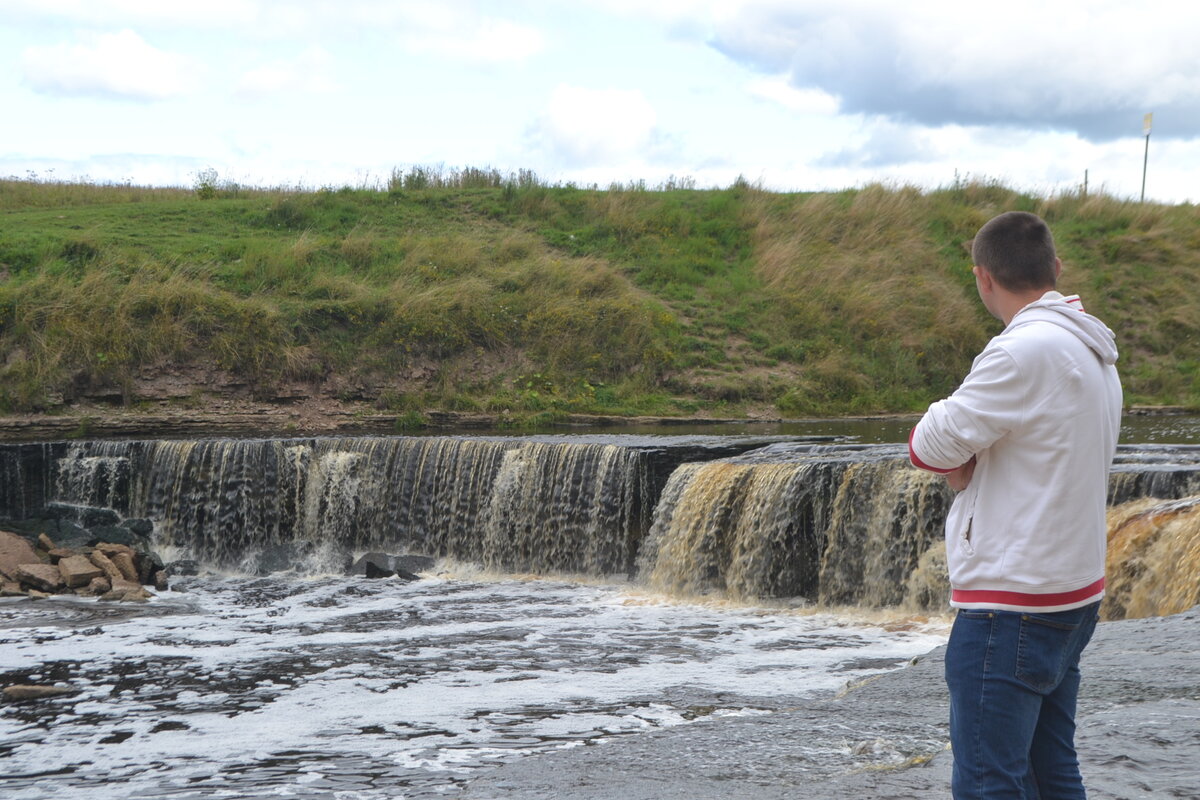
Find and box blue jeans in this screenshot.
[944,602,1100,799]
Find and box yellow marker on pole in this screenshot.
[1141,113,1152,202]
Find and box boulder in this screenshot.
[0,530,41,580]
[47,548,76,563]
[394,554,436,574]
[121,518,154,537]
[109,551,139,583]
[153,571,169,592]
[3,684,79,701]
[15,563,64,592]
[87,525,148,550]
[37,532,56,551]
[101,579,153,602]
[1,580,25,597]
[94,542,135,558]
[349,552,431,580]
[85,576,111,596]
[136,550,165,584]
[88,550,124,584]
[165,559,200,577]
[257,543,297,575]
[58,554,104,588]
[365,561,397,579]
[5,519,92,550]
[45,502,121,528]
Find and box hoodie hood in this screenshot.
[1007,291,1119,365]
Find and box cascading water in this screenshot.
[1103,495,1200,620]
[639,460,842,600]
[638,444,953,606]
[42,436,656,577]
[7,436,1200,611]
[3,431,1200,800]
[636,442,1200,610]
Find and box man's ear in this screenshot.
[972,265,993,291]
[1053,257,1063,282]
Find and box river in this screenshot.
[0,418,1197,799]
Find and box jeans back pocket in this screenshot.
[1014,609,1096,693]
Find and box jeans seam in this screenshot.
[973,611,996,799]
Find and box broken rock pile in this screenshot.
[0,528,167,602]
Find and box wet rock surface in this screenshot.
[463,606,1200,800]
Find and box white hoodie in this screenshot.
[909,292,1122,611]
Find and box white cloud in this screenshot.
[530,85,660,166]
[746,75,838,115]
[236,46,337,97]
[391,6,545,64]
[818,119,941,168]
[21,29,194,101]
[709,0,1200,141]
[3,0,259,29]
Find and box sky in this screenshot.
[3,0,1199,202]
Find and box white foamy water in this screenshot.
[0,571,947,799]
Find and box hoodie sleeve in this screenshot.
[910,346,1025,472]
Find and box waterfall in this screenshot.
[637,442,1200,610]
[53,452,131,516]
[1103,496,1200,620]
[43,436,651,576]
[639,461,841,600]
[817,459,950,607]
[638,445,952,605]
[480,442,645,575]
[0,442,61,521]
[5,436,1199,616]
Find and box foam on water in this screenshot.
[0,572,947,799]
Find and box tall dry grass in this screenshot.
[1,176,1196,416]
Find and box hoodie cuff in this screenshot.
[909,426,954,474]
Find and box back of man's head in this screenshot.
[971,211,1057,292]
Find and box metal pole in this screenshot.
[1141,132,1150,202]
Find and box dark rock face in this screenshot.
[136,550,165,583]
[44,502,121,528]
[256,543,298,575]
[166,559,200,577]
[121,518,154,537]
[85,524,149,550]
[351,552,427,580]
[3,518,92,550]
[0,443,63,521]
[364,561,396,579]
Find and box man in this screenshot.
[909,211,1122,799]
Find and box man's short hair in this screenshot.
[971,211,1057,291]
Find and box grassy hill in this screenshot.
[1,171,1197,423]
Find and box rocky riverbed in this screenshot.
[462,605,1200,800]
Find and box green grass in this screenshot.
[1,174,1198,417]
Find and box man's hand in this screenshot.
[946,455,977,492]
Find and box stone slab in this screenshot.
[0,530,39,580]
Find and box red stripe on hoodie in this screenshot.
[951,577,1106,608]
